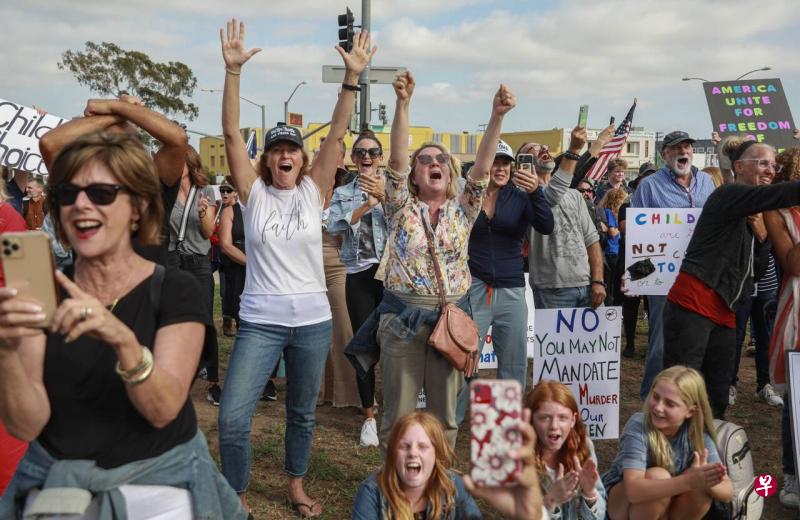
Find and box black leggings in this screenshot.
[222,263,245,322]
[345,264,384,409]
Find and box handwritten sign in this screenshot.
[0,99,69,175]
[703,79,796,151]
[624,208,701,295]
[479,274,536,369]
[532,307,622,440]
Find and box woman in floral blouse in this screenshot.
[373,70,516,449]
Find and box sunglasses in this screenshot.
[739,158,783,174]
[577,188,594,194]
[416,153,450,166]
[353,147,382,159]
[54,183,128,206]
[219,188,234,194]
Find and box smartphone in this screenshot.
[470,379,522,487]
[516,154,534,173]
[609,116,616,126]
[578,105,589,128]
[0,232,58,328]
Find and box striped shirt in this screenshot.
[756,253,779,295]
[630,166,715,209]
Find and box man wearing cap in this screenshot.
[630,131,716,400]
[526,128,606,310]
[662,140,800,418]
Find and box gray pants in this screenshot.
[378,313,463,450]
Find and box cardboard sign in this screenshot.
[478,274,536,369]
[624,208,702,295]
[703,79,796,151]
[532,307,622,440]
[0,99,69,175]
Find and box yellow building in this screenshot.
[199,127,265,178]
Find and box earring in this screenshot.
[131,221,139,232]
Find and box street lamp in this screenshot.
[201,88,266,146]
[284,81,307,125]
[736,66,771,81]
[682,77,710,82]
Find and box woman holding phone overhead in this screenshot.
[0,132,243,519]
[215,18,375,518]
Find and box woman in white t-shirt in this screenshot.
[216,18,375,518]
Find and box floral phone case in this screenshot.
[469,379,522,487]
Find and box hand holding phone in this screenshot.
[0,232,58,330]
[578,105,589,128]
[470,379,523,487]
[512,168,539,194]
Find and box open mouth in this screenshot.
[677,157,689,168]
[405,462,421,476]
[547,433,562,443]
[430,170,442,180]
[73,219,102,239]
[278,161,293,173]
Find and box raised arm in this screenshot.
[84,96,188,187]
[40,115,123,170]
[310,32,375,196]
[388,71,414,172]
[545,127,587,207]
[220,18,263,204]
[470,84,516,182]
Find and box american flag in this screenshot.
[245,129,258,159]
[584,100,637,181]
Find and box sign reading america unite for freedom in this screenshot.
[0,98,69,175]
[702,79,796,151]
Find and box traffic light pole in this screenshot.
[358,0,371,132]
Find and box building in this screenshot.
[199,127,266,178]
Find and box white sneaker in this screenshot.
[729,386,737,406]
[755,384,784,407]
[780,474,800,508]
[359,418,379,447]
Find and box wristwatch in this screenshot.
[591,280,607,288]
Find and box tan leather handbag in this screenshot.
[423,217,480,377]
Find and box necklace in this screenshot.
[107,268,137,313]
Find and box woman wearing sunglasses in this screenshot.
[347,71,516,450]
[216,19,374,517]
[327,129,388,448]
[0,132,243,518]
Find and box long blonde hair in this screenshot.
[377,412,456,520]
[408,142,461,200]
[598,187,627,220]
[643,366,717,473]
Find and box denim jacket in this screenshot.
[327,178,388,267]
[0,430,245,520]
[352,471,482,519]
[345,290,472,379]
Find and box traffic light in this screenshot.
[378,103,387,124]
[338,8,355,52]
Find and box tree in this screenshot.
[59,41,199,121]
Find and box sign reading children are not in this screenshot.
[703,78,796,151]
[624,208,701,295]
[0,98,69,175]
[532,306,622,440]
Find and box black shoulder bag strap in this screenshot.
[177,184,199,248]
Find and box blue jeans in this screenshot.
[640,295,667,400]
[533,285,590,310]
[456,281,529,425]
[218,319,332,491]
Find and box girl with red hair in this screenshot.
[526,380,606,519]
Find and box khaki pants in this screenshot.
[378,313,463,450]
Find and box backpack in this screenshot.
[706,419,762,520]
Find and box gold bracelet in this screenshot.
[125,356,155,386]
[226,68,241,76]
[115,346,153,380]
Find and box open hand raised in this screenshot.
[220,18,262,71]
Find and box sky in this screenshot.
[3,0,800,148]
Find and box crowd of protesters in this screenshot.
[1,16,800,520]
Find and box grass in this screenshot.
[194,289,789,519]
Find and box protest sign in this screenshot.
[478,273,536,369]
[532,307,622,439]
[0,98,69,175]
[624,208,701,295]
[703,79,796,151]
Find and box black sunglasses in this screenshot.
[577,188,594,194]
[54,183,128,206]
[353,147,382,159]
[219,188,234,194]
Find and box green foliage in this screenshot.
[59,41,199,121]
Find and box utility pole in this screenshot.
[358,0,371,131]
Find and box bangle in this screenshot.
[225,68,241,76]
[591,280,606,288]
[563,151,581,161]
[116,346,154,385]
[342,83,361,92]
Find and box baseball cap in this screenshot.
[638,162,657,175]
[264,125,304,150]
[495,139,514,161]
[661,130,695,150]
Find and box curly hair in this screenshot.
[525,380,591,479]
[599,187,627,219]
[378,412,456,520]
[775,147,800,183]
